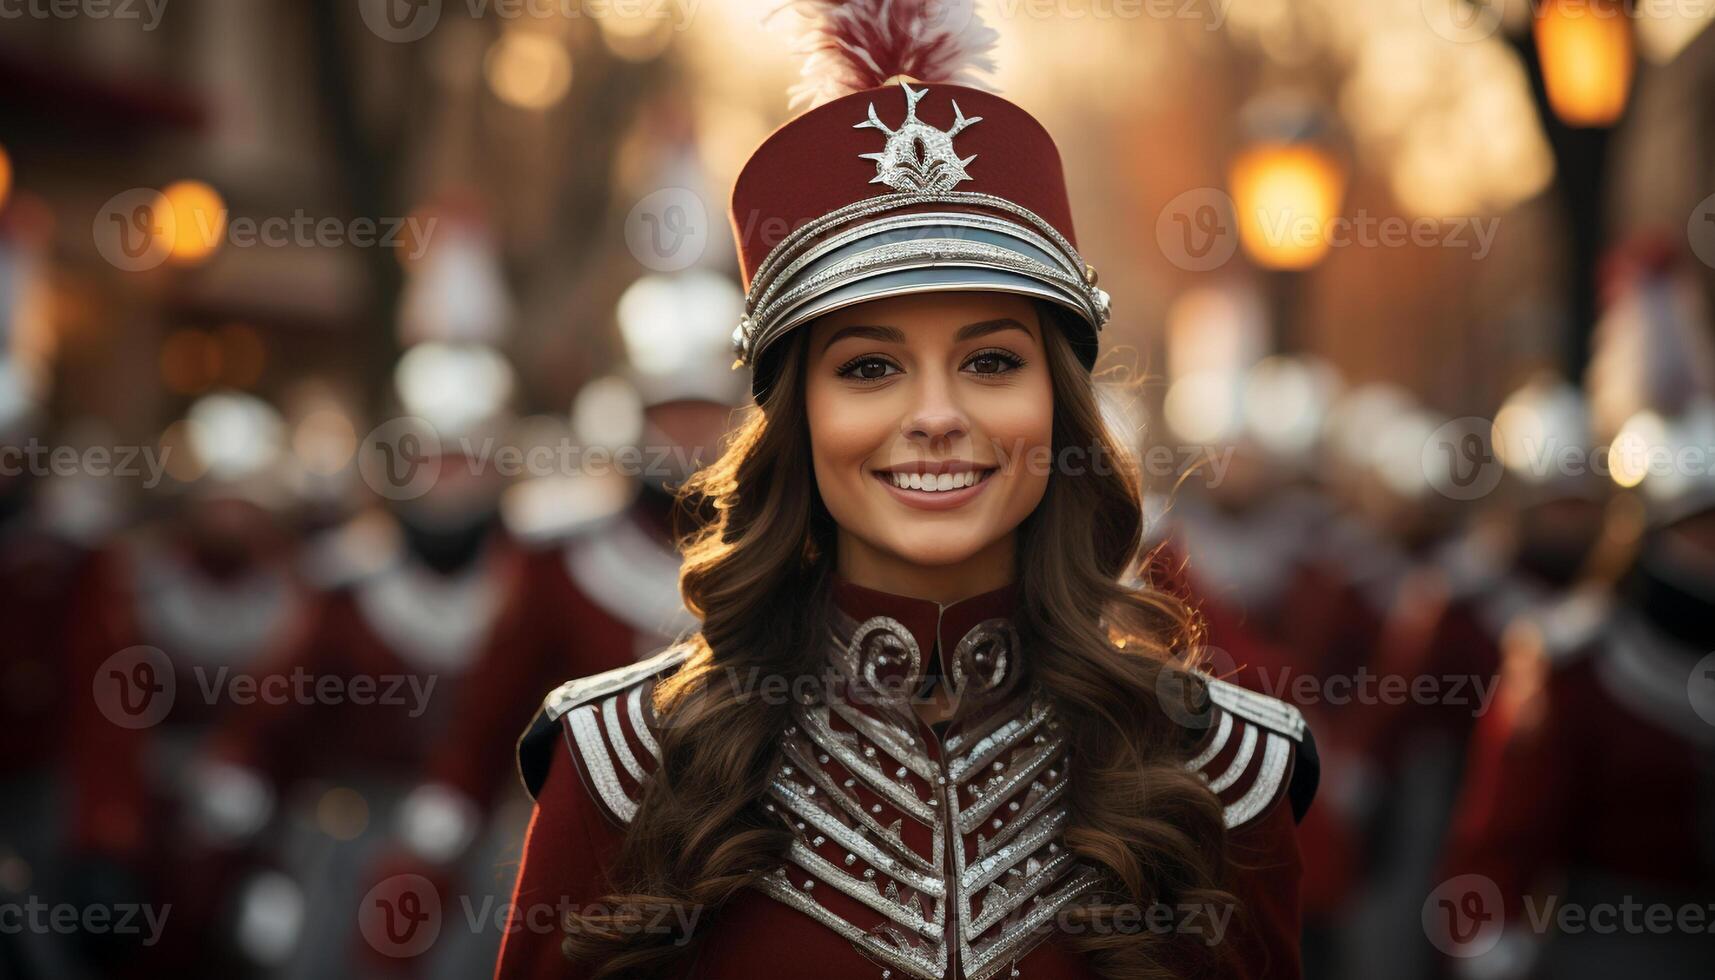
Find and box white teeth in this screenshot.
[886,470,985,492]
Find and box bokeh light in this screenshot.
[484,31,574,110]
[1229,143,1345,271]
[162,179,226,266]
[1534,0,1635,128]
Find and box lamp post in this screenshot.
[1505,0,1636,380]
[1228,95,1347,352]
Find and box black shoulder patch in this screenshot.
[1288,722,1319,824]
[516,706,563,801]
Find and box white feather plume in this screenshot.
[777,0,1000,110]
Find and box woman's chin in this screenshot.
[872,531,998,570]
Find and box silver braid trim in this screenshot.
[734,191,1107,365]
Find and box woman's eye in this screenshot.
[965,349,1025,375]
[836,356,900,382]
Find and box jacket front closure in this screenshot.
[756,588,1100,980]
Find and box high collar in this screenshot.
[830,574,1021,656]
[825,573,1024,721]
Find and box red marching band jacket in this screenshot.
[495,578,1319,979]
[1436,595,1715,978]
[422,492,697,816]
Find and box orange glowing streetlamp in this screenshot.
[1228,141,1346,272]
[1534,0,1635,128]
[0,143,13,214]
[1228,95,1347,274]
[1226,96,1346,351]
[161,179,227,266]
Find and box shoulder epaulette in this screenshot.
[516,643,693,818]
[1535,590,1611,664]
[1185,677,1318,831]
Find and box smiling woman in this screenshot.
[806,292,1053,595]
[494,3,1318,979]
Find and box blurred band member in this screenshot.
[203,343,523,978]
[387,271,746,888]
[0,364,118,979]
[1437,401,1715,980]
[1437,238,1715,979]
[1343,375,1606,980]
[63,391,303,976]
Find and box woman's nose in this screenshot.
[901,376,968,444]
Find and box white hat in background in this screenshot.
[1492,372,1601,502]
[617,270,750,408]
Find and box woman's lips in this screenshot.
[871,468,997,511]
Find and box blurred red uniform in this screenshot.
[0,495,94,870]
[1437,593,1713,979]
[62,518,303,976]
[421,485,695,818]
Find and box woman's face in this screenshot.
[804,291,1054,580]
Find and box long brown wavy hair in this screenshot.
[563,300,1240,978]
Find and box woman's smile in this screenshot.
[872,461,999,509]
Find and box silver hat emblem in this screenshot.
[855,81,982,194]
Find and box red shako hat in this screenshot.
[728,0,1111,399]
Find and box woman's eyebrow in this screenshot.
[955,318,1031,343]
[820,323,906,353]
[821,317,1032,354]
